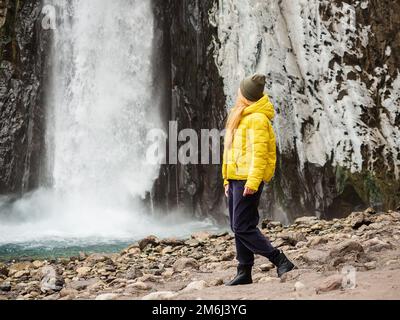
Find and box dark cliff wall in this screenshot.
[0,0,50,196]
[152,0,227,222]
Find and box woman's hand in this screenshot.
[225,184,229,198]
[243,186,256,197]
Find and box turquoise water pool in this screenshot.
[0,222,226,262]
[0,240,130,262]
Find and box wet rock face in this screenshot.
[154,0,400,222]
[152,0,227,221]
[0,0,50,195]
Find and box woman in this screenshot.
[222,74,296,286]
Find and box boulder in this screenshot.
[162,268,174,278]
[370,222,385,230]
[160,238,185,247]
[86,253,111,265]
[161,246,174,255]
[261,220,283,229]
[67,278,99,291]
[272,238,287,248]
[8,262,32,277]
[294,281,306,292]
[0,264,8,277]
[79,252,87,261]
[220,251,235,261]
[364,261,377,270]
[328,241,366,267]
[139,236,159,251]
[59,288,78,298]
[388,211,400,220]
[173,258,199,272]
[137,274,162,283]
[363,238,392,253]
[258,276,281,284]
[0,281,11,292]
[76,266,91,277]
[95,293,119,300]
[32,261,44,269]
[185,239,201,248]
[316,274,344,294]
[364,207,376,215]
[301,249,329,265]
[125,267,143,280]
[295,241,307,248]
[128,281,151,291]
[295,216,319,225]
[329,240,364,258]
[42,293,60,300]
[385,260,399,267]
[181,280,207,293]
[191,231,211,241]
[308,236,328,247]
[13,270,30,278]
[213,232,229,238]
[208,278,224,286]
[310,223,324,231]
[127,247,141,256]
[278,231,307,246]
[142,291,177,300]
[348,212,372,229]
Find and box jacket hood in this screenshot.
[242,95,275,121]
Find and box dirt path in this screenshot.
[126,251,400,300]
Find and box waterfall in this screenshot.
[29,0,161,237]
[48,0,160,206]
[0,0,215,248]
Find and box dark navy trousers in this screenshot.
[228,180,279,267]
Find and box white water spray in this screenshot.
[48,0,160,213]
[0,0,215,247]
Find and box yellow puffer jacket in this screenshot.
[222,95,277,191]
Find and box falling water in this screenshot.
[44,0,161,234]
[0,0,216,257]
[49,0,160,208]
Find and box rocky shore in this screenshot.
[1,209,400,300]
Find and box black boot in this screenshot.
[226,265,253,286]
[270,251,296,278]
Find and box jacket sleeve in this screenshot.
[245,115,270,191]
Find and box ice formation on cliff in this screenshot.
[211,0,400,177]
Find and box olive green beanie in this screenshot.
[240,73,266,102]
